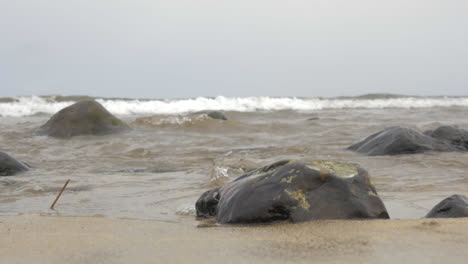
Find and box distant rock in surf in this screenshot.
[192,111,228,120]
[423,126,468,150]
[425,195,468,218]
[196,159,389,224]
[36,100,130,138]
[347,127,448,155]
[0,152,30,176]
[347,126,468,156]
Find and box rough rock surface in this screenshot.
[196,159,389,224]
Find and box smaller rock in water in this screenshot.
[425,195,468,218]
[196,159,389,224]
[347,126,467,156]
[423,126,468,151]
[193,111,227,121]
[36,100,130,138]
[0,152,30,176]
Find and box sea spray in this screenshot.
[1,95,468,117]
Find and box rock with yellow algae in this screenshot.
[196,159,389,224]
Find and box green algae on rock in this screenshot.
[36,100,130,138]
[196,159,389,224]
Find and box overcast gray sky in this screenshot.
[1,0,467,98]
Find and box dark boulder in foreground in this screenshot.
[192,111,227,120]
[348,126,468,156]
[196,160,389,224]
[36,100,130,138]
[425,195,468,218]
[0,152,30,176]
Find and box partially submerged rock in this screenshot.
[348,126,467,156]
[36,100,130,138]
[425,195,468,218]
[192,111,227,121]
[0,152,30,176]
[196,159,389,224]
[423,126,468,151]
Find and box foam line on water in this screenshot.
[1,96,468,117]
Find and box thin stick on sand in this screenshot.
[50,179,71,210]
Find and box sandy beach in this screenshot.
[1,214,467,263]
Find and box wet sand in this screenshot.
[1,214,467,264]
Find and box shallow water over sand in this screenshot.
[1,106,467,221]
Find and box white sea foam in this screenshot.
[1,95,468,117]
[175,205,196,216]
[0,96,73,117]
[211,167,230,181]
[136,114,211,126]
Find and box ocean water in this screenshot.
[0,95,467,221]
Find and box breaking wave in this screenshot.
[1,95,468,117]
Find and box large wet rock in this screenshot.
[196,160,389,224]
[36,100,130,138]
[425,195,468,218]
[348,126,467,156]
[0,152,30,176]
